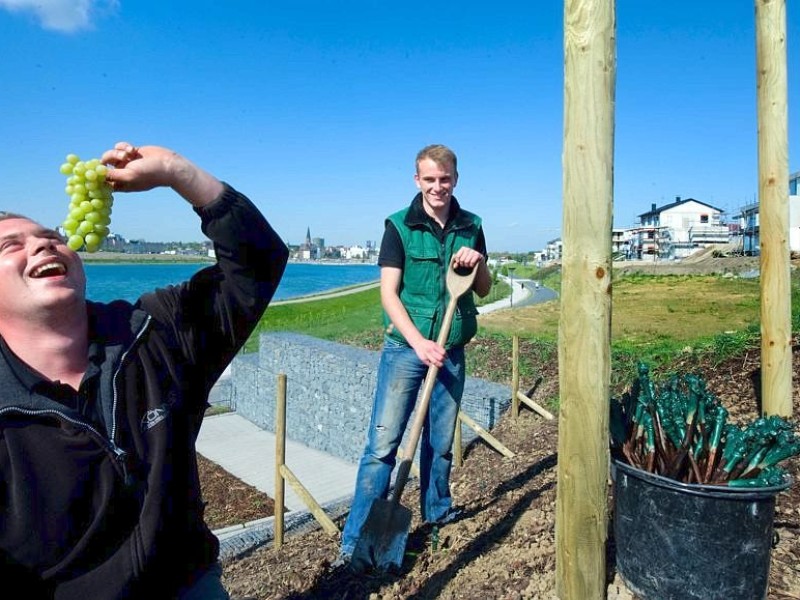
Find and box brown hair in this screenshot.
[0,213,62,239]
[415,144,458,175]
[0,212,30,222]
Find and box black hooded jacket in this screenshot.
[0,185,289,598]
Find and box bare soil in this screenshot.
[199,338,800,599]
[612,253,762,276]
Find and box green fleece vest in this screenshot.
[383,206,481,348]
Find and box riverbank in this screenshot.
[81,252,379,266]
[288,259,378,266]
[80,251,213,264]
[271,280,380,305]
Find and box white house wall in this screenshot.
[659,200,722,244]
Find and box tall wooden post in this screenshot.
[756,0,792,417]
[556,0,615,598]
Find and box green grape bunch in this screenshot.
[59,153,114,253]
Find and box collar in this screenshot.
[0,336,40,390]
[0,330,104,394]
[404,193,470,231]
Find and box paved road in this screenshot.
[477,276,556,314]
[514,279,558,308]
[273,275,556,315]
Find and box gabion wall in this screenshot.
[232,332,512,465]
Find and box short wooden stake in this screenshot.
[274,374,287,549]
[454,416,463,468]
[279,465,339,536]
[517,391,555,421]
[512,335,520,419]
[458,410,515,458]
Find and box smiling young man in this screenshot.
[338,144,492,570]
[0,142,289,599]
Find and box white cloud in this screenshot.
[0,0,118,33]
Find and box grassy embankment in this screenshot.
[250,268,797,410]
[248,275,512,352]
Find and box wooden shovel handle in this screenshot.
[391,262,478,501]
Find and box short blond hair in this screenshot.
[415,144,458,175]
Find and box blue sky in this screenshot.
[1,1,797,252]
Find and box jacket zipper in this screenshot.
[439,239,447,340]
[109,314,152,485]
[0,405,133,485]
[110,314,151,443]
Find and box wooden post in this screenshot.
[512,335,520,419]
[453,414,463,468]
[274,374,287,548]
[557,1,615,598]
[756,0,792,417]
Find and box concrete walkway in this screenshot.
[197,412,359,554]
[197,413,358,514]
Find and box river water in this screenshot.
[84,262,380,304]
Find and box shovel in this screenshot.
[350,260,479,572]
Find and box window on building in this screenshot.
[700,214,709,224]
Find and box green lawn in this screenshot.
[248,286,383,351]
[250,271,799,380]
[480,274,762,344]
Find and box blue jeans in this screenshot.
[177,563,230,600]
[340,340,465,556]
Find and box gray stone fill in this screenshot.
[230,332,512,465]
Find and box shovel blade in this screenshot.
[350,498,413,573]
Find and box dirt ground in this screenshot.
[199,339,800,599]
[612,251,763,276]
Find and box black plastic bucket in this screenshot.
[612,459,790,600]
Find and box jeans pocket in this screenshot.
[383,336,408,349]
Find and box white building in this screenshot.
[345,245,368,259]
[544,238,563,262]
[734,171,800,255]
[633,197,729,259]
[612,228,636,258]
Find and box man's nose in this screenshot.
[31,236,57,253]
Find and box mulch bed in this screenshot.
[199,341,800,599]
